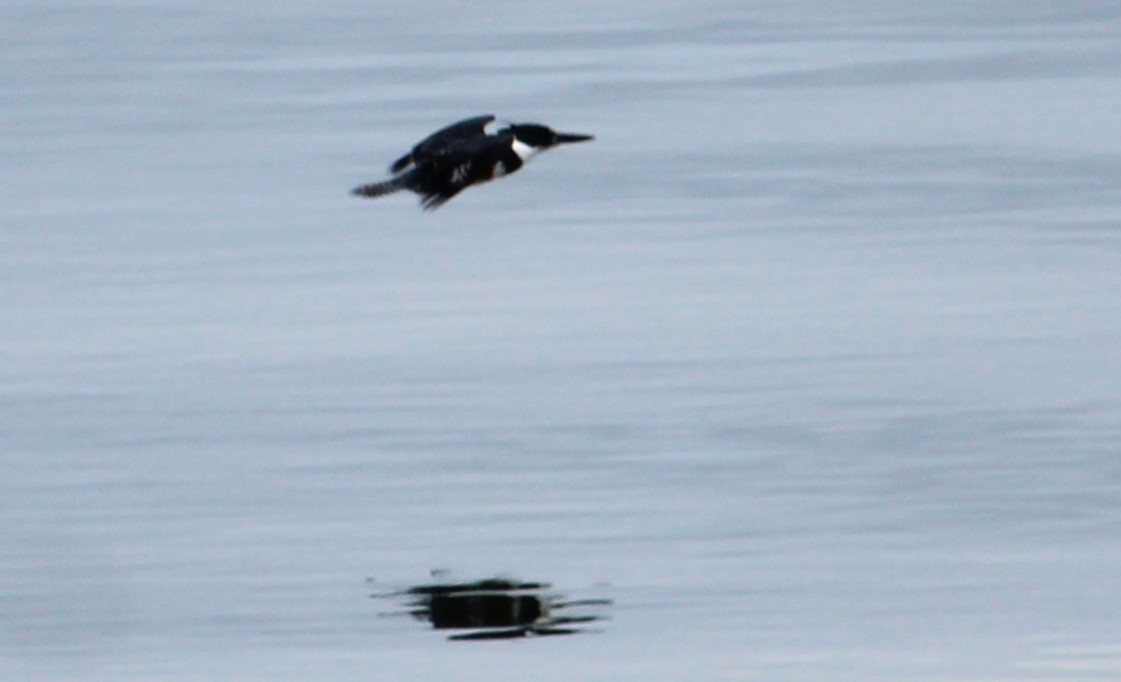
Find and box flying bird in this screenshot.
[351,115,594,210]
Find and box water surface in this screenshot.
[3,2,1121,680]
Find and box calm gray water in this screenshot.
[4,1,1121,680]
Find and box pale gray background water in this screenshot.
[3,1,1121,680]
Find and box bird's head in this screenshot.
[508,123,595,150]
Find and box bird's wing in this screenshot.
[389,115,497,175]
[413,133,513,210]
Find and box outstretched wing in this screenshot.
[410,133,521,210]
[390,115,498,175]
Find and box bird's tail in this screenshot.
[351,176,408,199]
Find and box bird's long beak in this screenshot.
[553,132,594,145]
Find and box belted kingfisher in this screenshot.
[351,115,594,210]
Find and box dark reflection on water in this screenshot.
[372,575,611,641]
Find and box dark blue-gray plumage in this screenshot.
[352,115,593,210]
